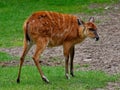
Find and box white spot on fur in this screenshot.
[56,34,60,37]
[32,20,35,23]
[52,33,55,37]
[40,24,43,27]
[60,33,64,37]
[64,29,68,32]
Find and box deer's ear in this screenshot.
[89,17,95,22]
[77,19,84,25]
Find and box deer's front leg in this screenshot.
[70,46,75,77]
[63,42,73,79]
[65,55,69,79]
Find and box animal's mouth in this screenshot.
[95,36,99,41]
[94,31,99,41]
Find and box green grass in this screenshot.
[0,0,119,47]
[0,1,120,89]
[0,51,18,61]
[0,66,119,90]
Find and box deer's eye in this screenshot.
[89,28,95,31]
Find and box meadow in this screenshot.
[0,0,120,90]
[0,66,119,90]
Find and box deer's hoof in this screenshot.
[17,78,20,83]
[42,76,49,83]
[66,74,70,79]
[70,72,75,77]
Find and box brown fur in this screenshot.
[17,11,99,83]
[25,11,84,46]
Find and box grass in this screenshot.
[0,0,119,47]
[0,65,119,90]
[0,51,19,61]
[0,0,120,89]
[49,56,62,61]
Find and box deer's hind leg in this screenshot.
[32,38,49,83]
[17,38,33,83]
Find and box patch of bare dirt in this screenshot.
[0,3,120,90]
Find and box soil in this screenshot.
[0,3,120,90]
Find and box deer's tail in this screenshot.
[23,20,30,42]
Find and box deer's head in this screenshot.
[78,17,99,41]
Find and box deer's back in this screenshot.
[26,11,79,46]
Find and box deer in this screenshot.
[17,11,99,83]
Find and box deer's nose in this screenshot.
[94,31,99,41]
[95,36,99,41]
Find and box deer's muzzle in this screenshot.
[95,36,99,41]
[94,31,99,41]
